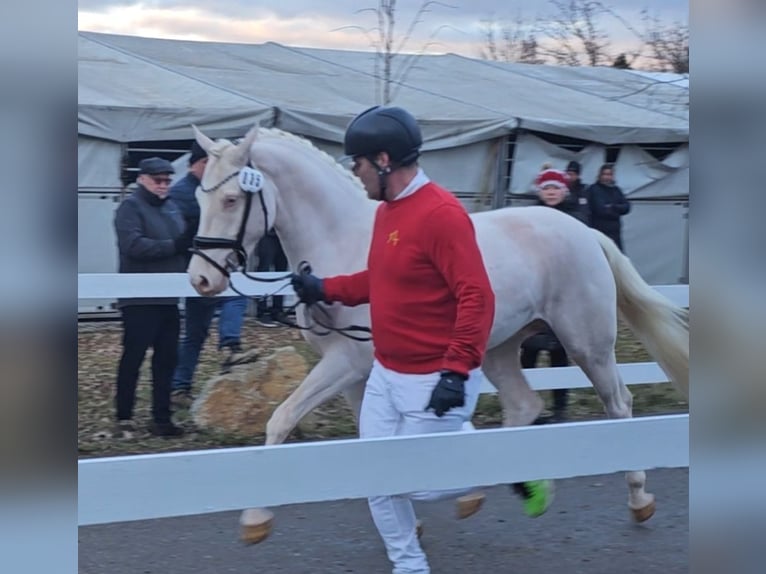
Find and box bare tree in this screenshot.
[536,0,611,67]
[479,15,544,64]
[335,1,457,104]
[641,13,689,74]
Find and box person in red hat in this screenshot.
[521,166,588,422]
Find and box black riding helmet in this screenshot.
[344,106,422,166]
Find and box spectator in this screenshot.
[170,142,259,409]
[565,160,590,224]
[521,167,586,423]
[113,157,190,438]
[587,163,631,251]
[255,229,289,327]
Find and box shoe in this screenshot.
[220,344,259,373]
[113,420,136,439]
[171,389,194,409]
[149,421,185,437]
[511,480,554,517]
[271,311,290,324]
[256,317,279,328]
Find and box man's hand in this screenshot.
[426,371,467,417]
[290,272,325,305]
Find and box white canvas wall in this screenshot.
[510,133,606,193]
[622,201,688,284]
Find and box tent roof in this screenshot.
[78,32,688,146]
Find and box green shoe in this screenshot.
[511,480,554,517]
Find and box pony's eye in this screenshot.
[223,196,238,207]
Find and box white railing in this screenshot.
[79,273,689,305]
[77,273,689,527]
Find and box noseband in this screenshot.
[190,165,274,280]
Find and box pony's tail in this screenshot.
[593,230,689,398]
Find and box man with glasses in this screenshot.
[113,157,192,438]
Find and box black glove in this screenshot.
[425,371,467,417]
[290,272,325,305]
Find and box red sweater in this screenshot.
[323,182,495,376]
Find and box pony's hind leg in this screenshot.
[569,347,656,522]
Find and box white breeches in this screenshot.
[359,360,484,574]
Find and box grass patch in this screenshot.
[78,317,686,458]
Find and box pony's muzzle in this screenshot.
[188,253,229,296]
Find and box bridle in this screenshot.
[188,161,372,342]
[190,167,272,281]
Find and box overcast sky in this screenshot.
[78,1,688,59]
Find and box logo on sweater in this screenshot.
[387,230,400,246]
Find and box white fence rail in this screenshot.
[77,274,689,527]
[79,414,688,526]
[79,273,689,305]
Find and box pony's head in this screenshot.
[187,124,276,295]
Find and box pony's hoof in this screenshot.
[630,499,656,523]
[456,491,486,519]
[416,519,424,540]
[240,507,274,544]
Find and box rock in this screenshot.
[191,346,310,436]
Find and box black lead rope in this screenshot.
[227,261,373,342]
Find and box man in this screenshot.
[169,142,258,408]
[587,163,631,251]
[291,106,553,574]
[565,159,590,225]
[113,157,189,437]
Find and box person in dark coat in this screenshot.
[520,168,586,423]
[255,229,288,327]
[586,163,631,251]
[565,160,590,225]
[113,157,191,438]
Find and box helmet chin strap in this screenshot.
[371,159,392,202]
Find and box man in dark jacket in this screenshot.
[113,157,191,438]
[169,142,259,408]
[587,163,631,251]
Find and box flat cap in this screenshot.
[139,157,175,175]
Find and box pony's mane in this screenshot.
[220,126,366,195]
[251,127,366,194]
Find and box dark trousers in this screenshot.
[521,343,569,413]
[116,305,180,423]
[256,233,288,317]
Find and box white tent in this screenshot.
[78,32,688,312]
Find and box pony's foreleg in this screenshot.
[241,350,370,545]
[265,351,369,445]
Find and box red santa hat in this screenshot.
[535,168,569,191]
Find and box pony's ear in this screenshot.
[192,124,215,153]
[237,125,259,165]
